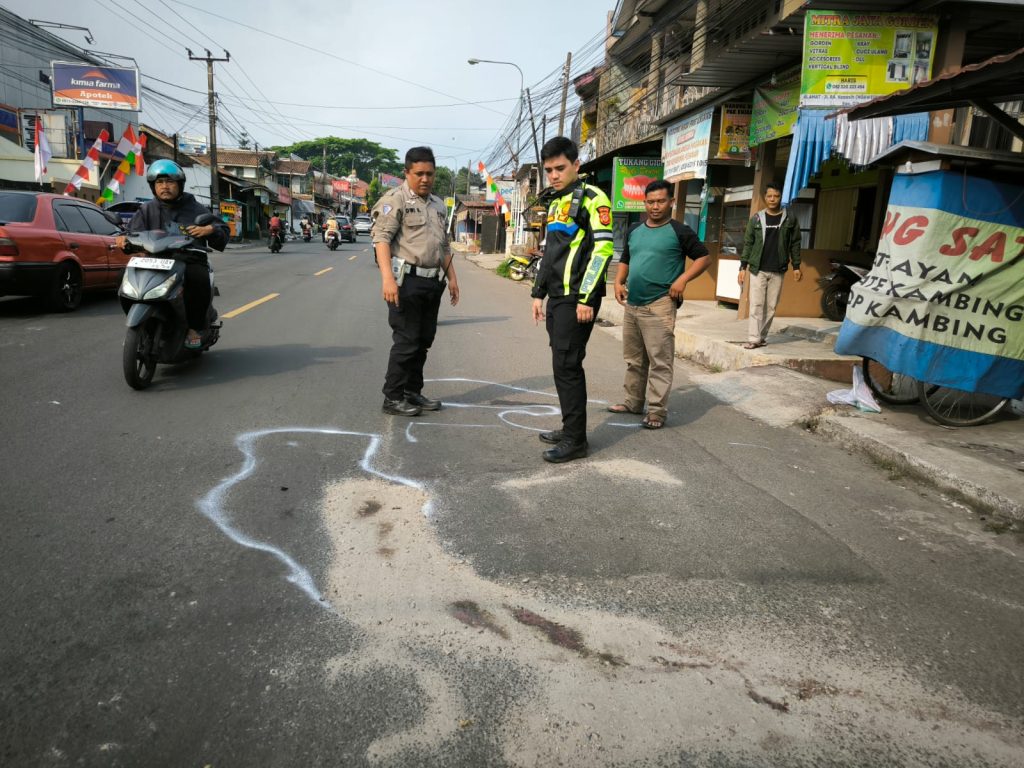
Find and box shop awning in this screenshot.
[292,199,315,214]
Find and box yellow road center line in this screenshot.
[222,293,280,319]
[348,254,358,261]
[314,267,333,276]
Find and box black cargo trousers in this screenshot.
[383,273,446,401]
[546,296,601,444]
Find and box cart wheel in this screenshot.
[862,358,919,405]
[917,381,1008,427]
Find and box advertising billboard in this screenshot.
[750,68,800,147]
[800,11,938,107]
[662,107,713,183]
[717,103,752,159]
[611,157,664,212]
[52,62,141,111]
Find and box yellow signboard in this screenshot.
[717,103,751,159]
[801,11,938,108]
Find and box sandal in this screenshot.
[607,403,641,414]
[184,331,202,350]
[642,416,665,430]
[742,341,765,350]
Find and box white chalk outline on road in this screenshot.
[196,380,621,608]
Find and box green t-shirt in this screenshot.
[622,220,708,306]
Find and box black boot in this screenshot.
[538,430,563,445]
[383,398,422,416]
[405,392,442,411]
[542,439,588,463]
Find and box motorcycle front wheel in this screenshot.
[508,265,526,281]
[123,322,158,390]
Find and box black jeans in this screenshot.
[184,262,212,331]
[546,297,599,444]
[383,274,445,400]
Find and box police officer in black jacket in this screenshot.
[121,159,228,348]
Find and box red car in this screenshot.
[0,191,128,311]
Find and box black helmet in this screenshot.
[146,159,186,195]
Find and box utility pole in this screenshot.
[466,158,473,195]
[322,144,328,211]
[525,88,542,194]
[557,51,572,136]
[188,48,230,211]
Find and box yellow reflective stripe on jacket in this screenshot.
[577,186,614,303]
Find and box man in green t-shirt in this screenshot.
[611,179,709,429]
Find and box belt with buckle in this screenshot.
[409,265,441,278]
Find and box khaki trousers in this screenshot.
[622,295,677,419]
[748,270,785,343]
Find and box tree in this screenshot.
[366,177,383,210]
[454,167,485,196]
[432,166,455,199]
[268,137,403,180]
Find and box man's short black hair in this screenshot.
[405,146,436,169]
[644,179,673,197]
[765,181,782,193]
[541,136,578,162]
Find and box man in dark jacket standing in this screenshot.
[123,159,228,348]
[738,182,802,349]
[531,137,615,463]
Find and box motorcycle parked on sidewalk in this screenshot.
[820,260,869,321]
[505,248,542,282]
[326,229,340,251]
[118,214,222,390]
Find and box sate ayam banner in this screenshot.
[51,62,141,111]
[835,171,1024,399]
[800,11,938,107]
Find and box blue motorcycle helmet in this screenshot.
[146,159,186,195]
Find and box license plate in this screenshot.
[127,256,175,270]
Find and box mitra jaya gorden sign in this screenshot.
[51,62,141,111]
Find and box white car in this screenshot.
[353,215,372,235]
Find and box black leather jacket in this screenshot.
[128,193,229,262]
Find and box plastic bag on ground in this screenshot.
[827,364,882,413]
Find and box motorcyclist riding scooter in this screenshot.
[269,214,283,252]
[117,159,229,349]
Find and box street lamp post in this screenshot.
[468,58,532,250]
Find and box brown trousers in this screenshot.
[622,295,677,419]
[748,270,785,343]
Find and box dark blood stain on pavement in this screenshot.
[448,600,508,638]
[508,606,587,653]
[377,546,396,558]
[357,500,381,517]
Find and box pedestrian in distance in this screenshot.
[531,136,615,463]
[611,179,709,429]
[372,146,460,417]
[738,182,802,349]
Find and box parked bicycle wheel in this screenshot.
[917,382,1008,427]
[862,357,919,405]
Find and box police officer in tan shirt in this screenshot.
[372,146,460,416]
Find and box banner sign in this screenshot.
[486,179,516,204]
[662,107,713,183]
[835,171,1024,399]
[380,173,402,188]
[717,103,752,159]
[51,62,141,111]
[800,11,938,107]
[750,68,800,147]
[0,104,18,136]
[611,157,664,212]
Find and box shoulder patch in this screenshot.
[382,204,393,215]
[597,206,611,226]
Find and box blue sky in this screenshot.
[6,0,614,170]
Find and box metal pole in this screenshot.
[558,51,572,135]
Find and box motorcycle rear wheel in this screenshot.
[123,322,157,390]
[509,266,526,281]
[917,382,1008,427]
[821,282,850,321]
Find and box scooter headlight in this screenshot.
[143,273,179,300]
[120,276,140,299]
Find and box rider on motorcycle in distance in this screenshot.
[117,159,229,348]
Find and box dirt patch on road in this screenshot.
[320,476,1023,767]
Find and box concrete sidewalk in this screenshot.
[463,250,1023,521]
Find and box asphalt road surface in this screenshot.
[2,237,1022,767]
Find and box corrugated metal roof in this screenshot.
[842,45,1024,120]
